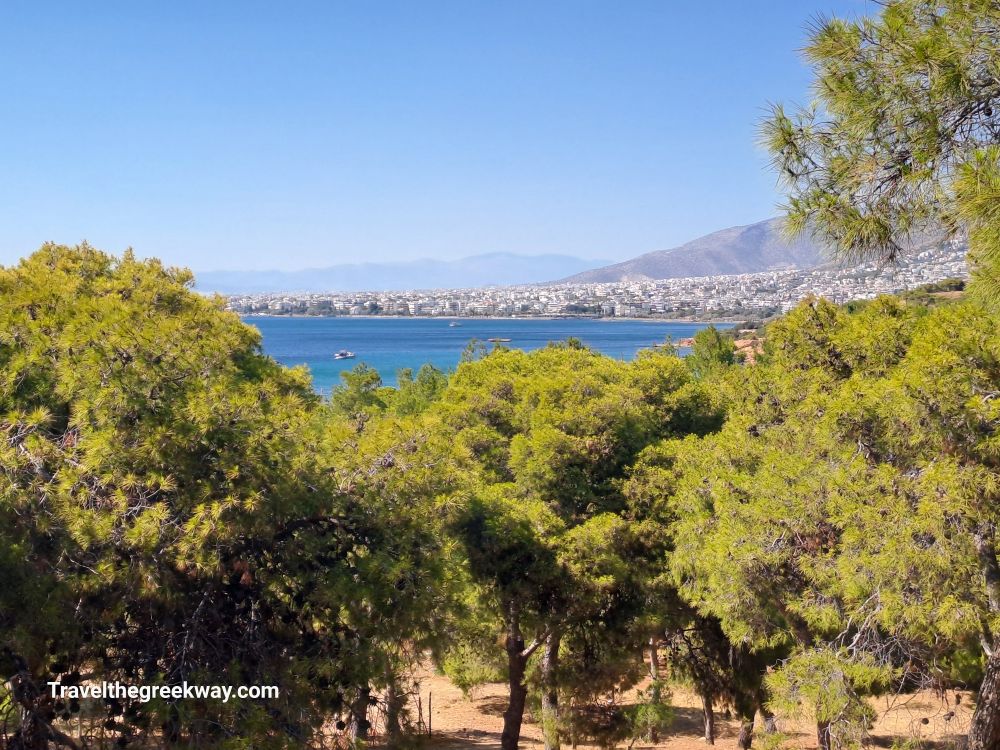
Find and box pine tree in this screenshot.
[763,0,1000,307]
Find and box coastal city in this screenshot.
[225,237,968,321]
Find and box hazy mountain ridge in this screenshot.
[195,253,611,294]
[197,218,958,295]
[555,218,828,283]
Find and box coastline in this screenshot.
[240,313,744,324]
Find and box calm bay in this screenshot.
[246,316,728,394]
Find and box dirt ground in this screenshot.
[391,667,972,750]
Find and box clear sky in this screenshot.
[0,1,873,271]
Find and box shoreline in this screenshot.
[240,313,745,324]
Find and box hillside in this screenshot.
[556,218,827,283]
[195,252,610,294]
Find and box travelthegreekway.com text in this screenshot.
[48,680,279,704]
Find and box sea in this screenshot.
[245,316,729,394]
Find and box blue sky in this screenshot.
[0,1,872,271]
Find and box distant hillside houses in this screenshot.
[225,238,967,321]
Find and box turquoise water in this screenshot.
[246,317,726,394]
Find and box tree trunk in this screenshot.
[816,719,831,750]
[702,694,715,745]
[732,685,758,749]
[970,644,1000,750]
[570,697,579,750]
[8,658,88,749]
[541,631,562,750]
[385,672,404,748]
[648,637,661,743]
[970,529,1000,750]
[761,705,777,734]
[501,612,529,750]
[14,706,49,750]
[163,704,182,744]
[350,686,371,742]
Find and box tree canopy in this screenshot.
[632,297,1000,749]
[2,243,996,750]
[0,245,453,749]
[763,0,1000,306]
[435,344,723,750]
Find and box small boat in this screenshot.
[487,337,512,343]
[333,350,356,360]
[449,321,462,327]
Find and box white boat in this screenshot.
[333,350,356,360]
[449,321,462,327]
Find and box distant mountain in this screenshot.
[195,253,612,294]
[555,218,828,283]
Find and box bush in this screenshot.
[440,643,504,699]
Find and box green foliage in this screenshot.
[954,146,1000,305]
[912,277,965,294]
[551,686,671,750]
[436,343,722,744]
[562,703,632,750]
[330,362,388,418]
[0,244,455,748]
[5,242,997,749]
[634,294,1000,743]
[754,730,793,750]
[440,643,505,699]
[762,0,1000,305]
[392,364,449,415]
[687,324,737,378]
[626,682,674,741]
[766,649,887,750]
[459,338,489,363]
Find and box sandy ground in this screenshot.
[372,666,973,750]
